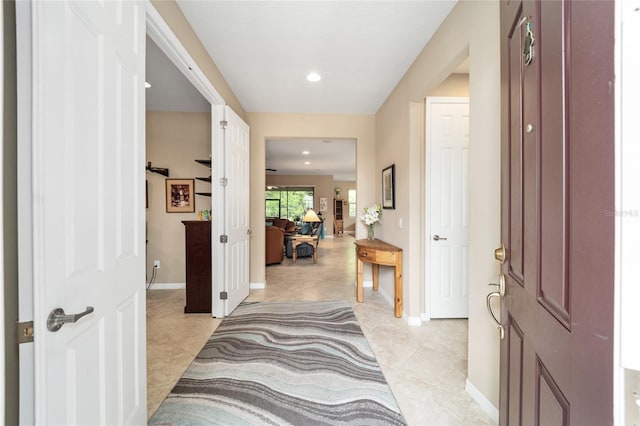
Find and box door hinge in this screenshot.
[220,234,228,243]
[220,120,228,129]
[220,291,228,300]
[17,321,34,344]
[220,177,228,187]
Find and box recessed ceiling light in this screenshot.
[302,151,310,155]
[306,72,321,82]
[145,81,152,89]
[304,161,311,165]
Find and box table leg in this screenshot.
[292,243,297,263]
[372,263,379,291]
[394,252,403,318]
[356,258,364,302]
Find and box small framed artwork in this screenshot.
[382,164,396,209]
[166,179,195,213]
[319,197,328,212]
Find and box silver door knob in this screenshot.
[47,306,94,332]
[432,234,448,241]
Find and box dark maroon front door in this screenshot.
[499,1,615,424]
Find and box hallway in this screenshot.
[146,236,493,425]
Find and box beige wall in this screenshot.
[429,73,470,97]
[334,180,357,232]
[150,0,246,120]
[248,113,376,286]
[266,174,335,234]
[375,0,501,410]
[146,112,211,284]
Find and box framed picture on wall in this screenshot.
[166,179,195,213]
[382,164,395,209]
[319,197,328,212]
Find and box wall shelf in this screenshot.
[195,159,211,197]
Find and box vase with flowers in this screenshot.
[360,204,382,240]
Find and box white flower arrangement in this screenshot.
[360,204,382,225]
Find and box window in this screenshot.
[265,199,280,218]
[348,189,357,217]
[265,187,314,220]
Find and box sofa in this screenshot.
[265,226,285,265]
[268,218,296,233]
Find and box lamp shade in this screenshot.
[302,209,321,222]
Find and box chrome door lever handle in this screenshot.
[432,234,448,241]
[47,306,94,332]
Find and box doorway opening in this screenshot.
[265,137,356,236]
[424,60,470,321]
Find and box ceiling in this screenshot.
[266,138,356,181]
[147,1,462,180]
[146,36,210,112]
[176,0,458,114]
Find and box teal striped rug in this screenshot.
[149,300,406,425]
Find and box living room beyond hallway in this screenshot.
[147,236,492,425]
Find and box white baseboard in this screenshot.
[407,316,422,326]
[363,280,373,288]
[465,379,499,424]
[250,282,265,289]
[147,282,185,290]
[421,313,431,322]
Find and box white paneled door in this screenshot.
[222,106,251,315]
[427,98,470,318]
[31,1,146,424]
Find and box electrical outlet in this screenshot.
[153,260,160,269]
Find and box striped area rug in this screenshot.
[149,300,406,425]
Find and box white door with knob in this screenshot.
[426,97,470,319]
[30,1,147,424]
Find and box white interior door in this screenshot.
[222,106,250,315]
[31,1,146,424]
[427,97,470,319]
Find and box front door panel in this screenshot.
[499,1,615,424]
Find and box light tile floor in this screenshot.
[146,235,494,425]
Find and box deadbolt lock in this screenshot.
[494,243,507,264]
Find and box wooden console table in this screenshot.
[354,239,403,317]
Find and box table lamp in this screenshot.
[302,209,321,223]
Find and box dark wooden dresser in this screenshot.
[182,221,211,313]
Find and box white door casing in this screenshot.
[31,1,146,424]
[617,1,640,423]
[222,106,251,315]
[0,3,4,421]
[426,97,470,319]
